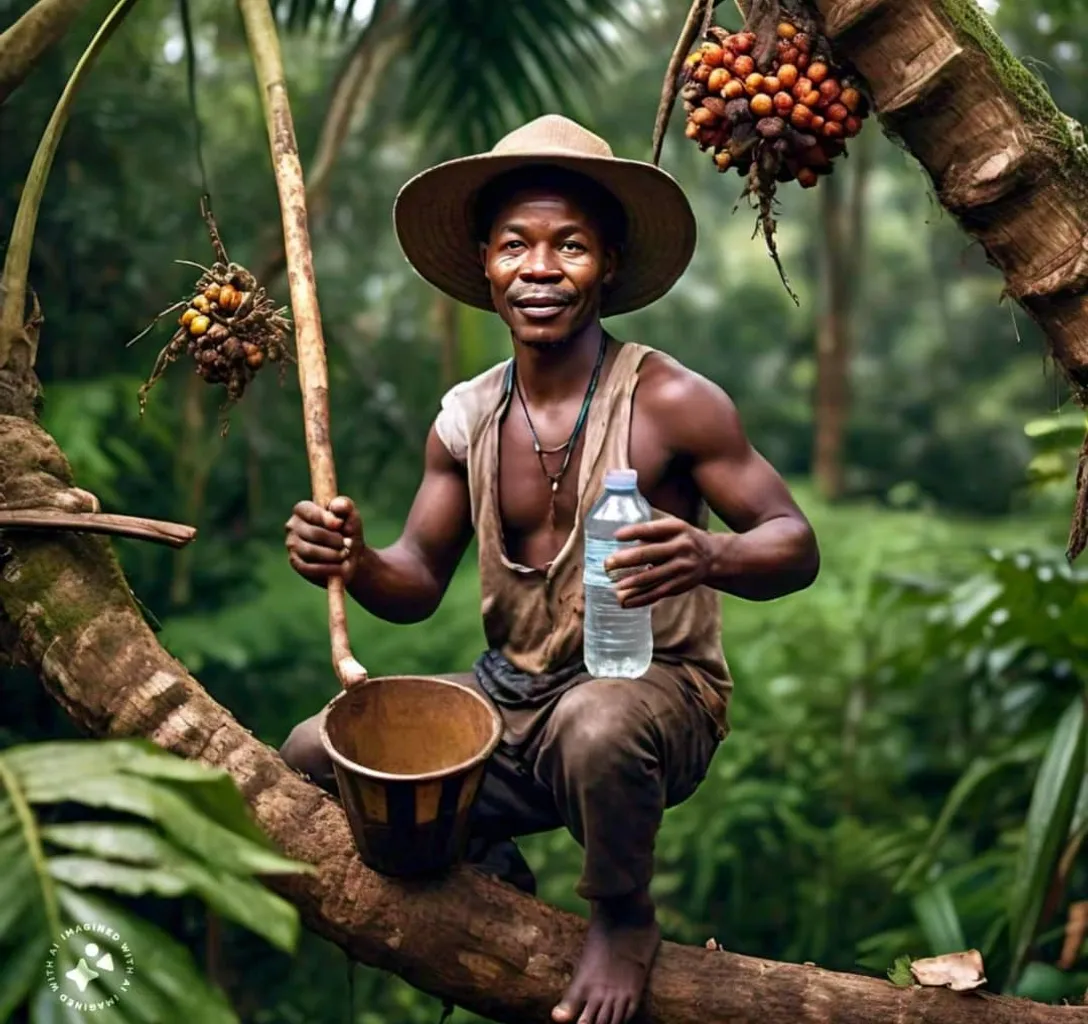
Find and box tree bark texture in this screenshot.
[805,0,1088,549]
[2,416,1087,1024]
[0,0,92,106]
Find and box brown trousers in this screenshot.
[278,662,724,901]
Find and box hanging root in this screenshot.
[130,200,295,423]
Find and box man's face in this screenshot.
[479,187,617,348]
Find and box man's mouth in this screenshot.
[510,295,572,320]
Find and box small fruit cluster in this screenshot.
[179,279,269,383]
[680,21,868,188]
[138,262,292,417]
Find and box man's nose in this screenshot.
[519,243,563,279]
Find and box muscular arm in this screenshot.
[630,358,820,602]
[347,426,474,623]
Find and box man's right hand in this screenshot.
[285,496,363,587]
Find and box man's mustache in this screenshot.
[506,287,577,307]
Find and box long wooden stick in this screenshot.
[237,0,366,688]
[0,510,196,548]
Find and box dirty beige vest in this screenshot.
[435,341,732,708]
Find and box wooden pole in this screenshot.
[236,0,366,687]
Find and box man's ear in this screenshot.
[602,246,620,289]
[478,241,488,270]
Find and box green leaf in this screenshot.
[887,955,914,987]
[41,823,178,865]
[42,825,299,953]
[1013,962,1088,1003]
[1008,695,1088,987]
[896,736,1047,893]
[0,933,51,1023]
[49,858,191,898]
[20,773,312,879]
[37,888,239,1024]
[0,739,310,1017]
[913,883,968,955]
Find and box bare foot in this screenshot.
[551,891,661,1024]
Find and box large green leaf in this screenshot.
[6,739,292,850]
[896,735,1047,894]
[0,739,313,1020]
[277,0,629,153]
[1008,695,1088,987]
[26,889,238,1024]
[913,883,967,956]
[42,826,301,953]
[20,770,310,879]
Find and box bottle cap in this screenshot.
[605,468,638,490]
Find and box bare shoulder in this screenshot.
[634,350,747,455]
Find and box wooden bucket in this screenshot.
[318,676,502,877]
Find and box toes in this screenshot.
[577,998,605,1024]
[615,996,637,1023]
[596,997,619,1024]
[552,998,581,1023]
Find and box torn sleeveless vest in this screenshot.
[435,342,732,716]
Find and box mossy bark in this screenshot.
[804,0,1088,555]
[810,0,1088,385]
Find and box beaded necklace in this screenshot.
[507,334,609,529]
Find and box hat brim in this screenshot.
[392,152,697,318]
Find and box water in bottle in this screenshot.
[582,468,654,678]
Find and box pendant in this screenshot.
[552,480,559,493]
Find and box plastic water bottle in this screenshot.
[582,469,654,678]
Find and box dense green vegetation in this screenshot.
[3,0,1088,1021]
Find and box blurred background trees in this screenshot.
[2,0,1088,1020]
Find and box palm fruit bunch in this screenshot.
[679,19,869,189]
[135,203,293,419]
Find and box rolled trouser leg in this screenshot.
[279,711,338,796]
[533,666,722,901]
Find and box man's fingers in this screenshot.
[613,517,683,542]
[292,540,349,565]
[288,555,340,582]
[616,577,685,609]
[614,562,675,596]
[605,540,676,572]
[291,521,347,551]
[328,495,353,517]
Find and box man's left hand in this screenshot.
[604,517,714,609]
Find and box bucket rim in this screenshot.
[316,674,503,784]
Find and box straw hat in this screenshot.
[392,115,697,318]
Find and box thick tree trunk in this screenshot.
[806,0,1088,552]
[1,413,1086,1024]
[812,135,869,500]
[812,173,851,500]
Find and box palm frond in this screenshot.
[0,738,315,1022]
[401,0,631,153]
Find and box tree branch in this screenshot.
[0,417,1084,1024]
[0,0,93,106]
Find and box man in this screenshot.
[280,115,819,1024]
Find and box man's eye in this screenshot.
[560,241,587,253]
[502,240,524,251]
